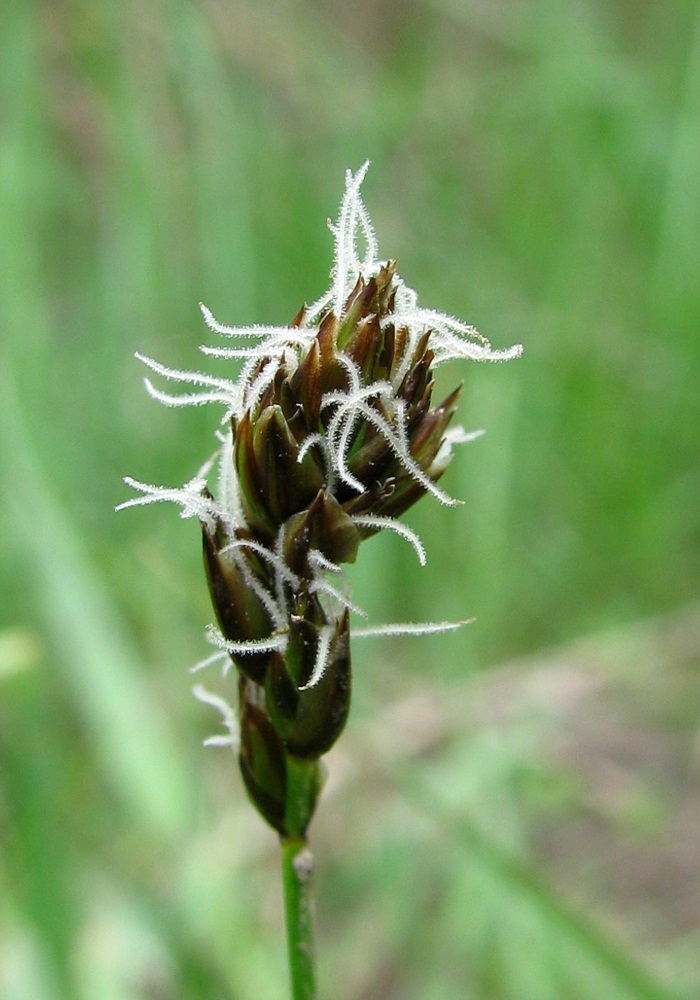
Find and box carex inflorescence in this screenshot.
[119,163,522,838]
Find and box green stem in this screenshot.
[281,836,317,1000]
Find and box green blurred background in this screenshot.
[1,1,699,998]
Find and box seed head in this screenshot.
[118,163,522,834]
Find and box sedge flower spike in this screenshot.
[118,162,522,838]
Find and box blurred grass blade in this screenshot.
[406,774,685,1000]
[0,365,193,841]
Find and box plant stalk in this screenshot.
[281,836,317,1000]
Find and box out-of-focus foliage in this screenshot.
[1,2,698,998]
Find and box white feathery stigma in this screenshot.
[192,684,240,749]
[118,161,520,529]
[118,163,522,729]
